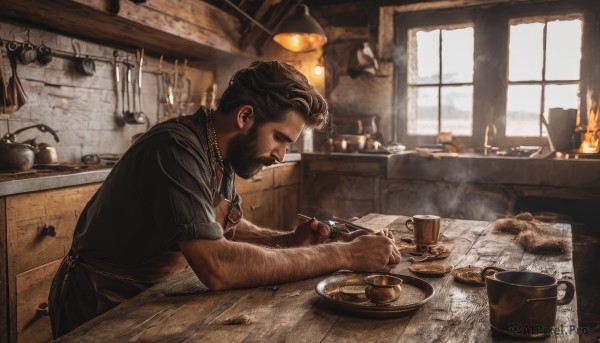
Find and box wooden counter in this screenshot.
[55,213,578,343]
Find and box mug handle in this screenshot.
[405,219,414,232]
[556,279,575,306]
[480,266,506,282]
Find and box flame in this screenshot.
[579,88,600,153]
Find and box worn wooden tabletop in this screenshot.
[56,214,578,342]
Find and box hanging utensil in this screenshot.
[72,40,95,76]
[0,41,10,114]
[37,42,53,66]
[157,55,166,122]
[135,48,147,125]
[6,43,26,113]
[17,30,37,65]
[124,60,133,121]
[18,41,37,66]
[123,58,145,125]
[113,50,125,125]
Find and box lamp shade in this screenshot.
[273,5,327,52]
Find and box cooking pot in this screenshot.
[18,42,37,65]
[75,56,95,76]
[481,266,575,338]
[0,124,60,171]
[37,44,53,66]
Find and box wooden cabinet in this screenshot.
[236,162,300,230]
[0,183,101,343]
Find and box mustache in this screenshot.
[258,156,277,167]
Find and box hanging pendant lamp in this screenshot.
[273,4,327,53]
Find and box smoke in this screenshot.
[380,156,509,221]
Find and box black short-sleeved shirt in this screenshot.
[71,108,239,266]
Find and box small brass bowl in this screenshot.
[364,274,403,304]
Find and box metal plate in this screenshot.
[315,272,435,319]
[408,263,453,277]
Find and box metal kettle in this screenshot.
[0,124,60,171]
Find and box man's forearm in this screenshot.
[232,218,295,247]
[179,238,351,290]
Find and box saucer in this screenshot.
[452,266,486,287]
[408,263,453,277]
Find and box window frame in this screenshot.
[407,25,475,136]
[506,15,582,137]
[392,2,596,150]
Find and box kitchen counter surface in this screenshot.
[55,213,578,343]
[387,153,600,189]
[0,157,305,197]
[0,167,111,197]
[302,151,600,190]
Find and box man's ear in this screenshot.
[236,105,255,130]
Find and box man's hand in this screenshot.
[287,219,331,246]
[347,234,401,272]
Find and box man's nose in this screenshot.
[271,144,286,163]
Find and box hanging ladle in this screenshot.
[135,48,148,126]
[122,60,143,125]
[123,52,146,125]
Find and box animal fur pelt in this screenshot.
[493,212,570,254]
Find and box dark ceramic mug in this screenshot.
[481,266,575,338]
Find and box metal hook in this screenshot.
[6,40,18,52]
[71,39,81,57]
[12,27,29,43]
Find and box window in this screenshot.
[506,18,582,137]
[407,26,474,136]
[394,5,591,148]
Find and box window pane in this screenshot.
[408,29,439,84]
[544,84,579,119]
[509,22,544,81]
[546,19,582,80]
[506,85,542,136]
[441,86,473,136]
[441,27,474,83]
[408,86,438,135]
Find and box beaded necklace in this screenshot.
[205,109,224,170]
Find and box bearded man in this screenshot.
[49,61,400,338]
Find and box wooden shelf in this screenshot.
[0,0,256,61]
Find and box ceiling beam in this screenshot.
[0,0,256,61]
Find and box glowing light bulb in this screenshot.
[313,65,323,76]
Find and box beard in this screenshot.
[227,123,277,179]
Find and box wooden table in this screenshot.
[56,214,578,342]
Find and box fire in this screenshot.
[579,88,600,153]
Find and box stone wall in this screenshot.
[0,21,214,163]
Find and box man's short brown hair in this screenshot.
[217,61,329,130]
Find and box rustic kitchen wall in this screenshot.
[0,21,214,163]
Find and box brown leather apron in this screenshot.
[49,113,242,338]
